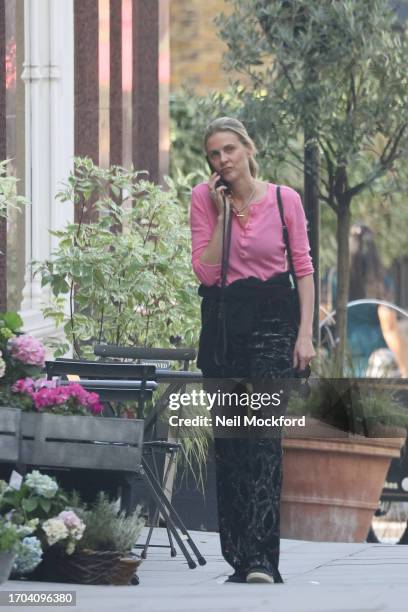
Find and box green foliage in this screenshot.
[289,350,408,433]
[288,377,408,435]
[75,494,144,554]
[0,160,27,221]
[0,312,23,333]
[0,519,21,553]
[352,169,408,268]
[35,158,200,358]
[0,476,68,526]
[217,0,408,209]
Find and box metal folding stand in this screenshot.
[138,453,206,568]
[92,346,206,566]
[138,440,182,558]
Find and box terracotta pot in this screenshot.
[281,420,406,542]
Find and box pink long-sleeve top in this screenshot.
[190,182,314,286]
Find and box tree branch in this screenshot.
[347,124,407,199]
[380,124,407,167]
[318,137,338,212]
[285,142,304,164]
[347,168,386,199]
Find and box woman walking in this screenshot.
[190,117,315,584]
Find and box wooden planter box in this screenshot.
[20,413,144,472]
[0,407,21,463]
[281,420,405,542]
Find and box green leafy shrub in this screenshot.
[36,158,200,358]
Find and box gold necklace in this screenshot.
[231,183,257,217]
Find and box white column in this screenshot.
[20,0,74,337]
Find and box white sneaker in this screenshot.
[246,568,274,584]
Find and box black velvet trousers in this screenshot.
[199,286,298,576]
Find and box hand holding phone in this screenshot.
[207,174,230,218]
[206,155,231,206]
[215,176,230,191]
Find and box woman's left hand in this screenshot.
[293,336,316,372]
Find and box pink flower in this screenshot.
[88,396,104,415]
[8,335,46,367]
[66,384,104,415]
[34,378,58,390]
[67,383,89,403]
[58,510,82,529]
[57,510,86,543]
[12,378,36,395]
[33,386,71,410]
[12,376,103,416]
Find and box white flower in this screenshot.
[42,518,68,546]
[0,354,5,379]
[25,470,58,498]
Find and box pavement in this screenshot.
[1,527,408,612]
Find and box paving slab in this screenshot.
[1,528,408,612]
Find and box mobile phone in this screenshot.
[206,156,231,193]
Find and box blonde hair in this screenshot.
[204,117,259,178]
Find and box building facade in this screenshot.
[0,0,169,335]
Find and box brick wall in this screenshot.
[170,0,236,93]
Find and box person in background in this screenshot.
[347,224,408,377]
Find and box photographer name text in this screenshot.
[168,414,305,428]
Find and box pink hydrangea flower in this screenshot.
[11,378,36,395]
[58,510,83,530]
[8,335,46,367]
